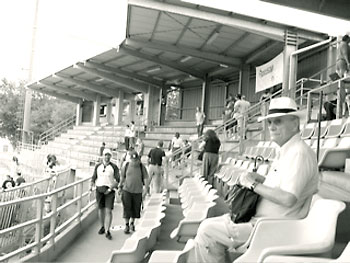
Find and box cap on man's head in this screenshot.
[129,150,139,160]
[258,97,304,122]
[103,148,113,156]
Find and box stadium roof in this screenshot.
[261,0,350,21]
[27,0,329,103]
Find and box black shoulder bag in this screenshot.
[225,155,264,223]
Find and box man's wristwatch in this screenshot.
[250,181,259,191]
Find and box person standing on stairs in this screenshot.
[130,121,136,148]
[201,129,221,186]
[90,149,120,240]
[336,34,350,116]
[195,106,206,137]
[336,34,350,78]
[148,140,166,193]
[169,132,184,168]
[124,124,132,151]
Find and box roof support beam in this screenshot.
[120,46,205,80]
[30,87,81,104]
[244,40,281,64]
[129,0,284,42]
[39,81,96,101]
[129,0,326,42]
[85,61,163,87]
[76,63,148,94]
[125,38,241,67]
[55,73,118,98]
[222,32,250,55]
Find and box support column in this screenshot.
[326,42,337,79]
[114,90,124,125]
[143,86,152,129]
[159,86,167,126]
[284,30,298,98]
[106,101,112,125]
[75,101,82,126]
[92,95,101,126]
[201,75,210,124]
[239,64,250,95]
[129,100,136,122]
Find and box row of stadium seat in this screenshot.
[169,176,218,242]
[108,191,167,263]
[301,118,350,140]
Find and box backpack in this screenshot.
[124,162,144,185]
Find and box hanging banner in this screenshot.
[255,52,284,93]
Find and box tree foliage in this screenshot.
[0,79,75,146]
[0,79,22,144]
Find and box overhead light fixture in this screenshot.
[180,56,192,63]
[220,64,229,68]
[146,66,161,73]
[207,31,219,45]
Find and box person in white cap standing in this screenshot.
[90,148,120,240]
[188,97,319,263]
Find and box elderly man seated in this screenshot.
[188,97,319,263]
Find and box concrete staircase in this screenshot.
[39,117,264,169]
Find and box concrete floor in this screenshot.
[54,202,129,263]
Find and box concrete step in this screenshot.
[145,133,192,141]
[54,137,79,145]
[61,133,87,140]
[88,135,123,143]
[73,125,101,131]
[152,126,197,134]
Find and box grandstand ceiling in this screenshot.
[261,0,350,21]
[27,0,329,103]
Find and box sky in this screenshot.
[0,0,349,82]
[0,0,127,82]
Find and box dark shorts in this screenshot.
[121,190,142,219]
[96,188,115,210]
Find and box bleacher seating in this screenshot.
[148,239,195,263]
[170,176,218,242]
[301,122,317,139]
[325,119,345,138]
[264,242,350,262]
[108,191,167,263]
[234,198,345,263]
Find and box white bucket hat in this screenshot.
[258,97,304,122]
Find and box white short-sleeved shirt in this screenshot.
[171,137,184,148]
[255,134,319,219]
[125,127,132,137]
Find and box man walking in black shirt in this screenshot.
[148,140,166,193]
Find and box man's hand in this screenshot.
[239,171,256,189]
[104,187,113,195]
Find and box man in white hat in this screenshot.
[90,148,120,240]
[188,97,319,263]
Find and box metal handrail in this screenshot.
[39,114,76,144]
[0,174,94,262]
